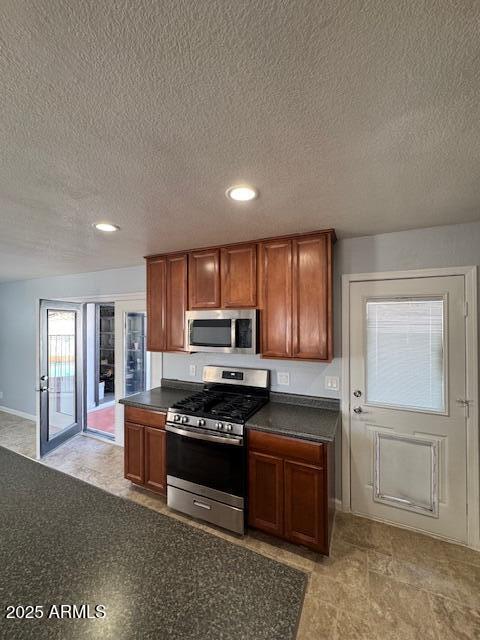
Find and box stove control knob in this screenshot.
[173,414,181,423]
[181,416,189,424]
[198,419,206,427]
[216,422,224,430]
[225,423,233,432]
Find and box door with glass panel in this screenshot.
[39,300,84,456]
[114,300,151,444]
[124,311,148,396]
[349,276,467,542]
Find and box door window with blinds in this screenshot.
[365,297,446,413]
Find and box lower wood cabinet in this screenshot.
[144,427,167,494]
[248,430,335,554]
[123,406,335,554]
[124,407,167,496]
[248,451,284,537]
[124,422,145,485]
[284,460,324,550]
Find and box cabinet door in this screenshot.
[221,243,257,308]
[292,233,333,360]
[124,422,144,485]
[189,249,220,309]
[144,427,166,495]
[166,253,188,351]
[146,257,166,351]
[248,451,284,536]
[284,460,326,552]
[259,240,292,357]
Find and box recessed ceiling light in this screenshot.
[225,185,258,202]
[93,222,120,232]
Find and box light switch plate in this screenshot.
[189,365,196,377]
[325,376,339,391]
[0,391,3,400]
[277,372,290,386]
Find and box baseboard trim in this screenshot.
[0,405,36,422]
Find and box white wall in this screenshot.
[1,220,480,418]
[0,265,144,416]
[163,352,341,397]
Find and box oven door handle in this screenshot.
[166,424,243,446]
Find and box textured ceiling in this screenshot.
[1,0,480,282]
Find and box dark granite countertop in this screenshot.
[1,446,306,640]
[246,400,339,443]
[118,385,191,412]
[119,380,339,444]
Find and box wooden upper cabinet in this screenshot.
[188,249,220,309]
[221,243,257,308]
[146,228,334,358]
[259,239,293,358]
[166,253,188,351]
[292,233,333,360]
[146,254,187,353]
[146,257,166,352]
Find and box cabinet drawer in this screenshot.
[248,430,324,466]
[125,406,166,429]
[168,485,244,534]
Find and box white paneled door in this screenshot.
[349,276,468,542]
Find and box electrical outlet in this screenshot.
[189,365,196,377]
[277,372,290,386]
[325,376,339,391]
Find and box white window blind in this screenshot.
[366,298,444,412]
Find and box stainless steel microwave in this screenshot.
[185,309,258,354]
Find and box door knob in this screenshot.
[40,375,49,381]
[353,406,363,414]
[353,390,362,398]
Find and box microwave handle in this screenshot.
[231,318,237,349]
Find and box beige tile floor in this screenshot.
[1,409,479,639]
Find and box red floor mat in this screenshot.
[87,406,115,434]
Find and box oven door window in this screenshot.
[189,319,232,347]
[167,432,244,497]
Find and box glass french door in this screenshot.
[39,300,84,456]
[114,300,151,444]
[125,311,147,396]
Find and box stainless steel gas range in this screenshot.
[165,366,269,534]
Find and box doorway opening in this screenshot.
[38,295,151,457]
[86,303,116,438]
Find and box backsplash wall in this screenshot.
[162,352,341,398]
